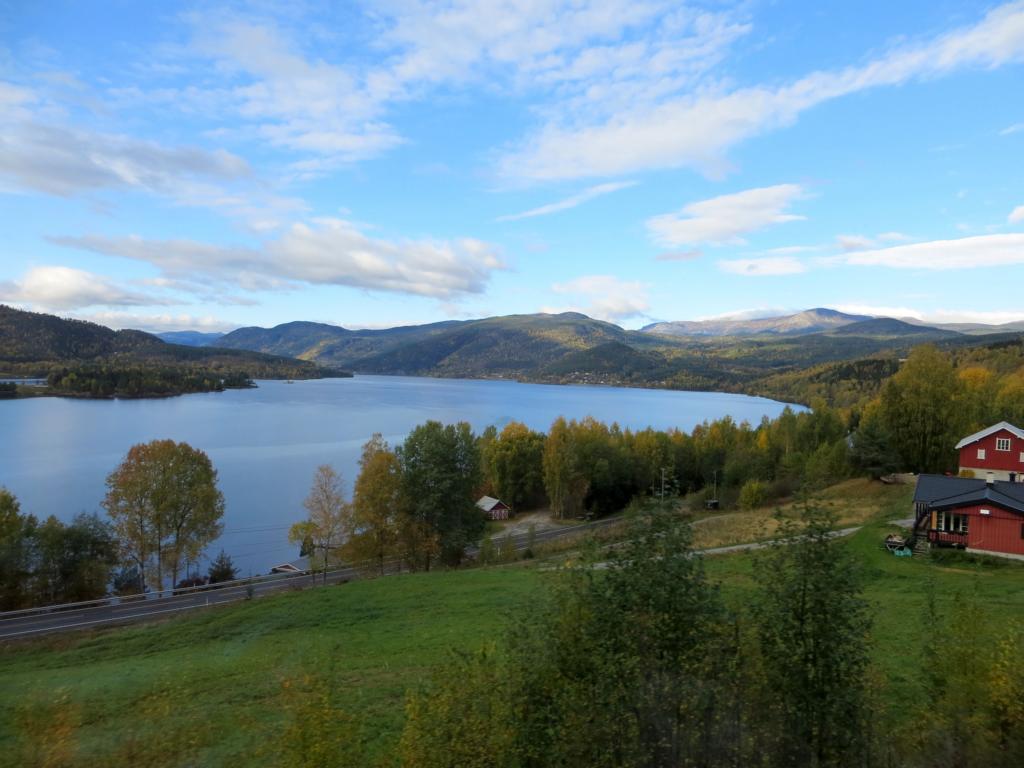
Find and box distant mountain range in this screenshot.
[155,309,1008,394]
[7,304,1023,401]
[156,330,225,347]
[641,308,872,337]
[0,305,335,381]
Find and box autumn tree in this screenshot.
[398,421,481,569]
[349,434,401,575]
[484,421,545,512]
[879,345,964,473]
[103,440,225,593]
[289,465,350,584]
[542,417,587,519]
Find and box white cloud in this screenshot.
[831,304,1024,326]
[878,231,913,243]
[656,249,702,261]
[73,311,238,333]
[0,266,172,310]
[0,80,307,230]
[836,234,876,251]
[1009,205,1024,223]
[1000,123,1024,135]
[842,233,1024,270]
[0,85,250,198]
[497,181,636,222]
[547,274,649,322]
[181,3,750,173]
[51,219,505,300]
[646,184,805,247]
[497,2,1024,182]
[717,257,806,276]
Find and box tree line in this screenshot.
[850,343,1024,475]
[45,364,254,398]
[289,406,856,579]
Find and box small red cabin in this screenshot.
[912,475,1024,559]
[476,496,512,521]
[956,421,1024,482]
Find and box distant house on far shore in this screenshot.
[476,496,512,521]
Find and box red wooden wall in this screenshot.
[959,429,1024,473]
[957,503,1024,555]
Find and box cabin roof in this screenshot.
[270,556,310,573]
[914,474,1024,515]
[476,495,509,511]
[954,421,1024,450]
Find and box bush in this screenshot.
[739,479,769,510]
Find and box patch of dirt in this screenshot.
[499,509,569,536]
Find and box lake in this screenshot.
[0,375,803,574]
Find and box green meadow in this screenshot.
[3,481,1024,766]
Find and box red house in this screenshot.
[955,421,1024,482]
[912,422,1024,560]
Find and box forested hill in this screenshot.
[205,310,1008,397]
[0,305,344,392]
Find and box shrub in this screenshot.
[739,479,769,510]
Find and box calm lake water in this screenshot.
[0,376,803,573]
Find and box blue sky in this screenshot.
[2,0,1024,332]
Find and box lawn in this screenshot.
[4,479,1024,766]
[0,566,545,766]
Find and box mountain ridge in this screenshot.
[0,305,338,383]
[640,308,872,337]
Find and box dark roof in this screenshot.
[913,474,1024,516]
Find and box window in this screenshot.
[997,437,1011,451]
[978,448,987,460]
[1021,523,1024,540]
[938,511,969,534]
[1019,451,1024,464]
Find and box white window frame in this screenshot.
[996,437,1011,452]
[977,448,987,460]
[1019,451,1024,464]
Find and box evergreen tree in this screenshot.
[753,506,872,767]
[207,549,238,584]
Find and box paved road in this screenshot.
[0,516,621,640]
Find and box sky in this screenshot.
[1,0,1024,333]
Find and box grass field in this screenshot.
[3,479,1024,765]
[0,567,545,765]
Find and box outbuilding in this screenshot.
[476,495,512,521]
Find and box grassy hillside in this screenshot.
[0,305,342,391]
[0,568,543,765]
[5,480,1024,766]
